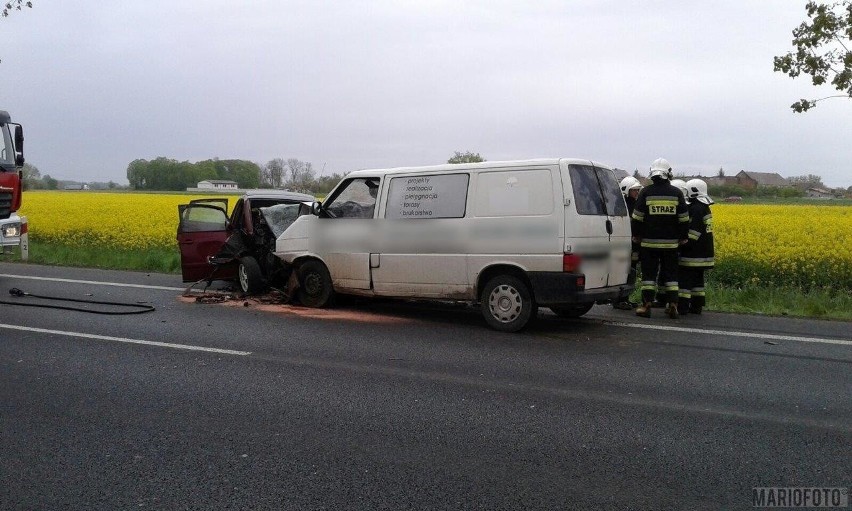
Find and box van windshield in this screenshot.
[568,165,627,217]
[324,178,379,219]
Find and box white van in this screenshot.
[274,158,633,331]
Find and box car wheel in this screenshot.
[238,256,265,295]
[480,275,536,332]
[549,303,594,318]
[297,260,333,308]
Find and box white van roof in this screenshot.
[346,158,612,179]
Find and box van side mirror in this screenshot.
[310,201,323,216]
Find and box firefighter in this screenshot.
[678,179,715,314]
[631,158,689,319]
[653,178,689,306]
[614,176,643,310]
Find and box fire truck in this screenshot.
[0,110,27,260]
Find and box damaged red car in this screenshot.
[177,190,315,294]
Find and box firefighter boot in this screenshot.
[666,302,679,319]
[678,298,691,316]
[635,302,652,318]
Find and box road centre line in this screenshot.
[0,273,188,292]
[603,320,852,347]
[0,323,251,356]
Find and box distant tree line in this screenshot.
[258,158,343,194]
[121,156,350,194]
[21,163,121,190]
[127,157,261,191]
[27,150,504,194]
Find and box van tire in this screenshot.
[550,303,594,318]
[238,256,265,295]
[297,260,334,308]
[481,275,536,332]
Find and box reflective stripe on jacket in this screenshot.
[679,201,714,268]
[631,181,689,250]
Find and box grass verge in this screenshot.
[23,242,180,274]
[10,241,852,321]
[705,284,852,321]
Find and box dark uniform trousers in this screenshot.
[678,267,707,309]
[640,248,679,304]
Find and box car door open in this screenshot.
[176,200,235,282]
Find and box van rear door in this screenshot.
[594,166,631,286]
[560,163,629,289]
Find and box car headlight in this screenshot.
[1,223,21,237]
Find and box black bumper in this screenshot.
[527,270,635,306]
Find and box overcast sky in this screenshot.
[3,1,851,187]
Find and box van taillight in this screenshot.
[563,253,581,272]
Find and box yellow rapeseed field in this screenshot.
[713,203,852,289]
[20,191,239,251]
[18,192,852,289]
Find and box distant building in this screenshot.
[197,180,238,190]
[703,176,740,188]
[805,187,835,199]
[63,183,89,190]
[735,171,790,189]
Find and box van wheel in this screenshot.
[550,303,594,318]
[481,275,536,332]
[297,260,333,308]
[238,256,265,295]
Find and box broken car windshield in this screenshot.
[260,203,303,238]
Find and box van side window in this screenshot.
[595,167,628,217]
[568,165,628,217]
[385,174,469,219]
[323,178,379,219]
[570,165,607,215]
[474,169,554,217]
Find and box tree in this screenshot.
[632,169,641,179]
[788,173,825,189]
[313,172,344,194]
[42,174,58,190]
[126,159,150,190]
[718,167,725,177]
[284,158,315,191]
[261,158,285,188]
[448,151,485,164]
[2,1,32,17]
[21,162,41,190]
[774,1,852,112]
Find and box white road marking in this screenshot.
[2,273,849,348]
[603,320,852,347]
[0,323,251,356]
[0,273,188,291]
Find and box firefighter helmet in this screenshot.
[670,179,689,201]
[619,176,642,195]
[649,158,672,179]
[686,178,714,204]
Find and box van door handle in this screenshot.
[605,219,613,235]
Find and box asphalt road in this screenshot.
[0,262,849,510]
